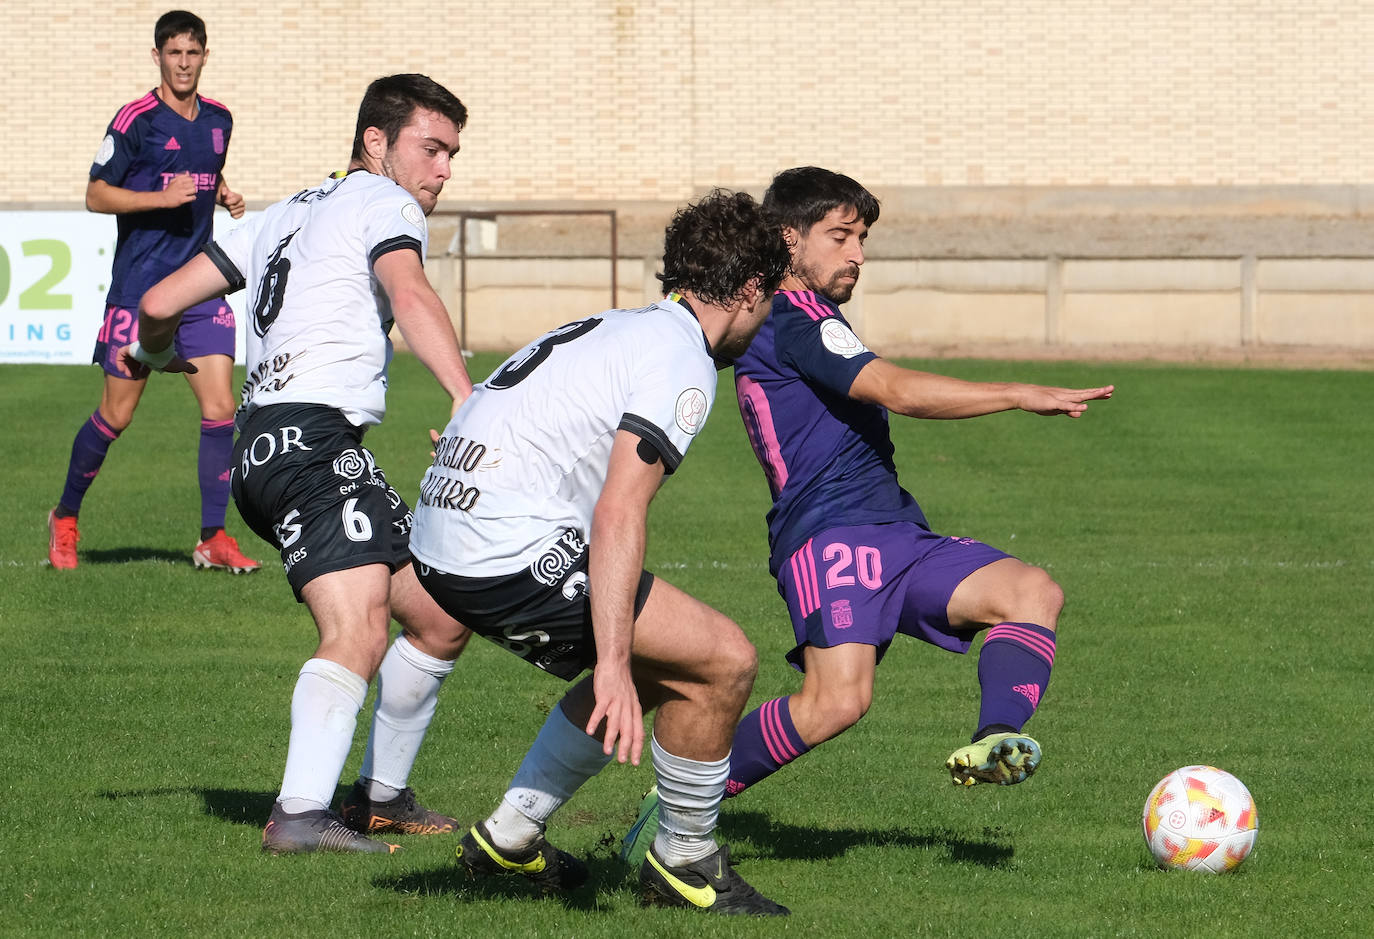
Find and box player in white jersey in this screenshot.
[409,191,794,916]
[411,304,719,582]
[120,74,475,854]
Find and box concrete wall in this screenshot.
[411,188,1374,362]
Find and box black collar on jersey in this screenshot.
[667,292,715,359]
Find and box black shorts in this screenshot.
[414,529,655,681]
[233,403,413,601]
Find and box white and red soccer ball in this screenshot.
[1142,765,1258,873]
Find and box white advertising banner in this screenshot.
[0,210,251,364]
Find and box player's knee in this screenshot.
[200,399,235,422]
[813,687,871,739]
[832,698,870,734]
[710,629,758,702]
[1016,566,1063,631]
[97,403,136,432]
[726,636,759,690]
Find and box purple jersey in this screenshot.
[89,91,232,308]
[734,289,928,574]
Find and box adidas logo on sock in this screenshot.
[1013,683,1041,708]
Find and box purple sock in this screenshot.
[975,622,1057,740]
[725,696,811,798]
[58,411,121,514]
[198,418,234,530]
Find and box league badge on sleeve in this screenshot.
[820,320,869,359]
[675,388,708,435]
[401,201,425,229]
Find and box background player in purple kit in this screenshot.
[623,166,1113,865]
[47,10,258,574]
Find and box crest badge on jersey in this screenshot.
[95,134,115,166]
[675,388,708,435]
[401,201,426,229]
[820,320,870,358]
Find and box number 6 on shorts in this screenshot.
[342,497,373,542]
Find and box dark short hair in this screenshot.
[350,74,468,162]
[763,166,881,235]
[155,10,207,49]
[657,190,790,306]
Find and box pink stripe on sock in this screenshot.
[985,624,1056,666]
[760,698,801,764]
[89,411,119,440]
[200,418,234,429]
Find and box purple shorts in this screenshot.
[776,521,1012,671]
[92,299,236,377]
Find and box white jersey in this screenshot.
[410,297,717,577]
[205,170,430,428]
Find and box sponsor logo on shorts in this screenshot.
[530,530,586,586]
[830,598,854,629]
[533,642,580,673]
[212,307,235,329]
[675,388,708,435]
[239,425,311,481]
[333,449,369,480]
[275,508,303,549]
[283,545,308,573]
[820,320,869,358]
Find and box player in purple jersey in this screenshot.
[622,166,1113,867]
[47,10,257,575]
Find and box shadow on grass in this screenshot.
[98,786,280,826]
[374,858,618,912]
[722,809,1015,868]
[82,547,191,565]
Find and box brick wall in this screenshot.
[3,1,1371,206]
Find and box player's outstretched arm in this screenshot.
[375,248,474,410]
[86,175,197,215]
[850,357,1112,419]
[117,253,230,376]
[584,430,664,766]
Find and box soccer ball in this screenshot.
[1142,765,1257,873]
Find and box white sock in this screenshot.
[359,635,455,799]
[485,704,611,851]
[651,734,726,866]
[277,658,368,814]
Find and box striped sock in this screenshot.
[58,411,121,514]
[725,696,811,797]
[198,418,234,530]
[975,622,1057,740]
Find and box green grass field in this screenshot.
[2,353,1370,936]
